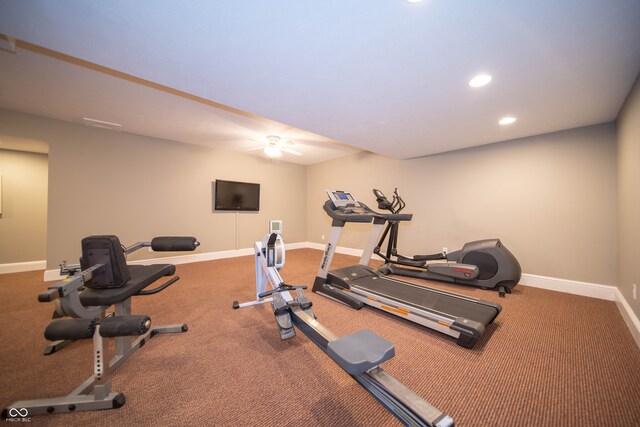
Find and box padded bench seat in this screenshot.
[80,264,176,306]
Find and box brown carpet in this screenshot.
[1,249,640,426]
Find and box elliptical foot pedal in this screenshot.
[327,330,395,375]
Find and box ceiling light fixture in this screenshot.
[264,144,282,158]
[499,116,517,125]
[469,74,492,88]
[405,0,423,3]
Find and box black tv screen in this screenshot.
[214,180,260,211]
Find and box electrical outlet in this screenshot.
[321,234,325,240]
[442,247,448,255]
[633,284,637,300]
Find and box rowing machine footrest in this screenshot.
[272,295,295,340]
[327,330,395,375]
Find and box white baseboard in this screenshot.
[0,260,46,275]
[306,241,364,257]
[519,273,617,300]
[42,242,308,282]
[18,242,640,350]
[614,288,640,350]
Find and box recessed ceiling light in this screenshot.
[469,74,492,88]
[499,116,517,125]
[406,0,423,3]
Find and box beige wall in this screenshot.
[0,148,48,263]
[0,107,623,291]
[0,109,306,269]
[307,123,618,286]
[617,74,640,318]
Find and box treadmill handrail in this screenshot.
[373,212,414,222]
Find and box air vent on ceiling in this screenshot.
[82,117,123,132]
[0,35,16,54]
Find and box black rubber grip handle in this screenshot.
[412,253,446,261]
[44,318,96,341]
[378,213,413,221]
[99,315,151,337]
[151,236,199,251]
[258,284,308,298]
[38,289,58,302]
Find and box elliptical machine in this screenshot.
[373,188,521,297]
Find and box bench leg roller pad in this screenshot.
[99,315,151,337]
[44,319,97,341]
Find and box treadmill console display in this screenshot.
[322,190,374,223]
[326,190,372,216]
[327,190,356,207]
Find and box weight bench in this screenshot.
[2,235,199,418]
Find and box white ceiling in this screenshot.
[1,0,639,164]
[0,46,358,164]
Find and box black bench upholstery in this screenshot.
[79,264,176,306]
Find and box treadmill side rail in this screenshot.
[318,283,364,309]
[451,318,485,349]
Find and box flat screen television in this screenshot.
[214,180,260,211]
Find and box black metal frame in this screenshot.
[373,188,444,267]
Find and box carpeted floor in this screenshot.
[1,249,640,426]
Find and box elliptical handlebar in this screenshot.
[373,188,392,211]
[392,188,405,214]
[373,188,405,214]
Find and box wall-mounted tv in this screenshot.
[214,179,260,211]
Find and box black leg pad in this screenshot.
[151,236,198,251]
[100,315,151,337]
[45,318,97,341]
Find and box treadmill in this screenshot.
[312,190,502,348]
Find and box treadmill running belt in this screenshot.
[330,265,500,326]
